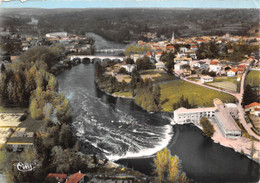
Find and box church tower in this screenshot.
[170,32,175,44]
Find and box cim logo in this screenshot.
[13,162,38,172]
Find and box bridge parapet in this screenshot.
[70,55,125,62]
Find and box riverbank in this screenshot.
[171,119,260,163]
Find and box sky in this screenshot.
[0,0,259,9]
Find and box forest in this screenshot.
[0,8,259,43]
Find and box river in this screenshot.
[56,33,259,182]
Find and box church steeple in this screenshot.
[170,32,175,44]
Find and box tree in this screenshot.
[0,64,5,72]
[242,84,259,106]
[200,117,215,137]
[136,56,155,71]
[59,124,75,149]
[125,57,134,64]
[118,67,127,74]
[173,95,195,110]
[168,156,180,183]
[154,148,189,183]
[154,148,170,183]
[161,52,175,75]
[153,84,161,107]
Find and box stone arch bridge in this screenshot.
[70,55,124,62]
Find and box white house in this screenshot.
[226,69,237,77]
[121,64,136,73]
[201,75,213,83]
[180,47,188,53]
[174,63,186,71]
[130,54,144,62]
[174,57,192,65]
[177,52,187,58]
[209,60,222,72]
[155,52,163,62]
[46,32,68,38]
[245,102,260,113]
[192,61,209,70]
[145,51,152,59]
[155,61,166,70]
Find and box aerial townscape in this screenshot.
[0,1,259,183]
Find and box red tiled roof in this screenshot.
[238,64,246,68]
[46,173,67,181]
[166,45,175,49]
[245,102,260,109]
[146,51,151,56]
[66,173,85,183]
[227,68,237,73]
[210,60,219,65]
[255,108,260,111]
[238,68,245,71]
[156,52,163,55]
[191,45,197,48]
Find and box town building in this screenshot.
[245,102,260,113]
[200,75,213,83]
[66,171,87,183]
[174,57,192,65]
[46,171,88,183]
[130,54,144,62]
[121,64,136,73]
[174,63,186,71]
[209,60,222,72]
[155,52,163,62]
[155,61,166,70]
[46,32,68,38]
[213,99,241,138]
[227,68,237,77]
[145,51,152,59]
[173,107,216,125]
[173,99,241,138]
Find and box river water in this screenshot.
[56,33,259,182]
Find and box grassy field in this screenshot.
[207,81,237,92]
[160,80,237,112]
[207,76,240,92]
[245,70,260,87]
[140,70,177,84]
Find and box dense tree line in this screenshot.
[19,44,65,70]
[124,44,151,56]
[0,46,85,183]
[135,79,161,112]
[173,95,196,110]
[196,41,220,59]
[242,84,259,107]
[95,62,130,94]
[136,56,155,71]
